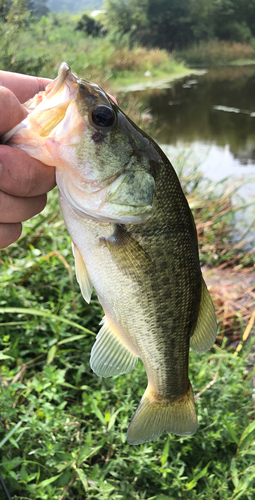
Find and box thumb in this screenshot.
[0,86,28,136]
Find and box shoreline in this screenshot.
[115,69,206,92]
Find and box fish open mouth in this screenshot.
[2,63,81,147]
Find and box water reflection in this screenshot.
[132,65,255,166]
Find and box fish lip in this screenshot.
[40,62,79,107]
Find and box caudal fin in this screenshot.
[127,384,197,445]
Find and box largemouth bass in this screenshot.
[4,63,217,444]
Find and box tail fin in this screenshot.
[127,384,197,445]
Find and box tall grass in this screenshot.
[177,40,255,66]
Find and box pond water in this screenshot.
[130,65,255,206]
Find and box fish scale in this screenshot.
[4,62,217,445]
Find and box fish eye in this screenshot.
[91,105,115,129]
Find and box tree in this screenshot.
[75,13,106,37]
[104,0,255,50]
[211,0,255,42]
[104,0,148,40]
[29,0,49,17]
[145,0,194,50]
[189,0,215,41]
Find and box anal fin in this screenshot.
[191,277,217,353]
[72,242,93,304]
[90,316,138,377]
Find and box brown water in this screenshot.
[130,65,255,203]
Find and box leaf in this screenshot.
[237,420,255,455]
[91,400,105,425]
[58,334,88,345]
[35,473,61,488]
[47,344,57,365]
[78,442,90,466]
[185,462,210,490]
[9,436,20,449]
[155,496,176,500]
[0,398,40,449]
[161,436,170,467]
[104,411,111,424]
[0,352,14,360]
[84,444,104,461]
[76,468,88,491]
[108,408,121,431]
[232,466,255,499]
[0,307,95,335]
[224,418,239,445]
[230,458,239,488]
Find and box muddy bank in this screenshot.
[203,266,255,351]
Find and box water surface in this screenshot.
[131,65,255,203]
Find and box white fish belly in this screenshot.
[59,192,170,392]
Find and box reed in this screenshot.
[177,40,255,66]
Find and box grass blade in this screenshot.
[0,307,95,335]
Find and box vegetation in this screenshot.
[1,0,255,77]
[104,0,255,50]
[0,2,255,499]
[0,11,187,90]
[176,40,255,67]
[75,13,107,37]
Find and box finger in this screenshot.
[0,222,22,249]
[0,87,28,135]
[0,71,52,104]
[108,93,118,105]
[0,191,47,223]
[0,146,56,197]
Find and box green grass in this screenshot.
[0,165,255,499]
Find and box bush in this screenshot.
[216,22,252,44]
[75,13,107,37]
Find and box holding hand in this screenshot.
[0,71,56,248]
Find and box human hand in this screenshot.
[0,71,56,248]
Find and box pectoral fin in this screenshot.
[90,317,138,377]
[103,225,152,276]
[191,278,217,353]
[72,242,93,304]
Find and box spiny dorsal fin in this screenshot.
[191,278,217,353]
[72,242,93,304]
[90,316,138,377]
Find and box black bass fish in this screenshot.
[4,63,217,444]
